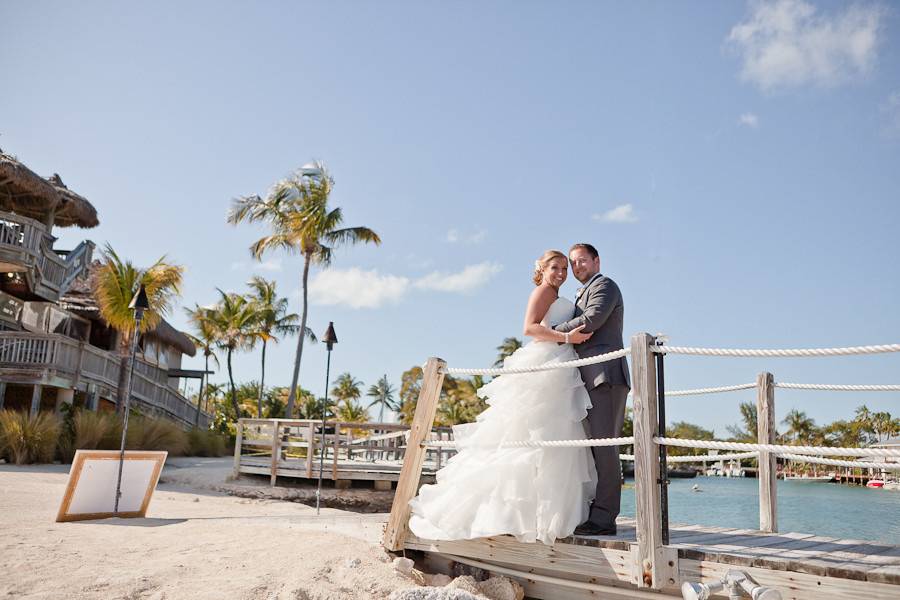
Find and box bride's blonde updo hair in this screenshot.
[532,250,567,286]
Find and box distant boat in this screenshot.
[882,481,900,491]
[867,479,885,488]
[668,467,698,479]
[785,474,834,482]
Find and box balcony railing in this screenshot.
[0,210,93,301]
[0,332,209,428]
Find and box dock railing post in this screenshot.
[270,419,281,487]
[383,357,446,551]
[757,372,777,533]
[631,332,670,589]
[233,418,244,480]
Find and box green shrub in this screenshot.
[76,410,121,449]
[0,410,61,464]
[125,415,188,455]
[187,428,228,457]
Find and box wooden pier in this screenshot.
[382,339,900,599]
[233,418,453,489]
[408,520,900,599]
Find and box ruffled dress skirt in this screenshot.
[408,341,597,545]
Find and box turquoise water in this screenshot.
[619,477,900,545]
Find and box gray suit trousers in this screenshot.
[585,383,629,528]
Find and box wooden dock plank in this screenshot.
[681,558,900,600]
[405,533,636,584]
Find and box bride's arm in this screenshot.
[523,286,591,343]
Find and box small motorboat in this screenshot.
[883,481,900,491]
[866,479,885,488]
[668,467,699,479]
[784,474,834,482]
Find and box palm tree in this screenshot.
[184,303,220,427]
[332,373,363,404]
[206,290,258,418]
[336,399,369,423]
[94,244,184,413]
[367,374,398,423]
[204,382,226,414]
[494,337,523,367]
[228,162,381,418]
[782,409,816,444]
[246,276,311,418]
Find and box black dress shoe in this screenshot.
[573,521,617,536]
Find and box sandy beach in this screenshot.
[0,458,421,599]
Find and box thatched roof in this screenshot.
[0,150,99,228]
[60,260,197,357]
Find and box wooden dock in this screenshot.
[233,418,454,489]
[382,344,900,599]
[407,519,900,599]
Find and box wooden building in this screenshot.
[0,150,208,428]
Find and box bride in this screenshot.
[408,250,598,545]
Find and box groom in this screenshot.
[553,243,630,536]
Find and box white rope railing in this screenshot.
[421,436,634,449]
[662,383,756,397]
[775,382,900,391]
[778,453,900,471]
[619,451,759,463]
[652,343,900,358]
[655,437,900,457]
[626,381,900,397]
[443,348,630,376]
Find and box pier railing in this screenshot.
[0,210,93,301]
[233,418,454,486]
[383,334,900,591]
[0,331,208,428]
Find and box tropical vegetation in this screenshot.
[227,161,380,418]
[94,244,184,412]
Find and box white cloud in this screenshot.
[881,91,900,138]
[414,262,503,294]
[257,260,283,272]
[593,204,638,224]
[446,227,487,244]
[230,259,282,272]
[727,0,883,91]
[308,268,410,309]
[738,112,760,128]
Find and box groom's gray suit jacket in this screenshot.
[554,273,631,390]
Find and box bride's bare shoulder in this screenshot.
[527,284,558,307]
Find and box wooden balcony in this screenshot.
[0,209,93,302]
[0,332,209,428]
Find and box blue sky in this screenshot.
[2,1,898,434]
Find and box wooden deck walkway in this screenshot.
[233,418,453,487]
[406,519,900,599]
[383,350,900,599]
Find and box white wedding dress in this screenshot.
[408,297,597,545]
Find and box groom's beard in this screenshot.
[576,270,598,284]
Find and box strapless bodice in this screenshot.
[541,297,575,328]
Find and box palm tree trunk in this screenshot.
[195,352,208,428]
[258,340,267,418]
[379,403,384,424]
[114,330,131,415]
[116,354,130,415]
[227,348,240,419]
[286,254,311,418]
